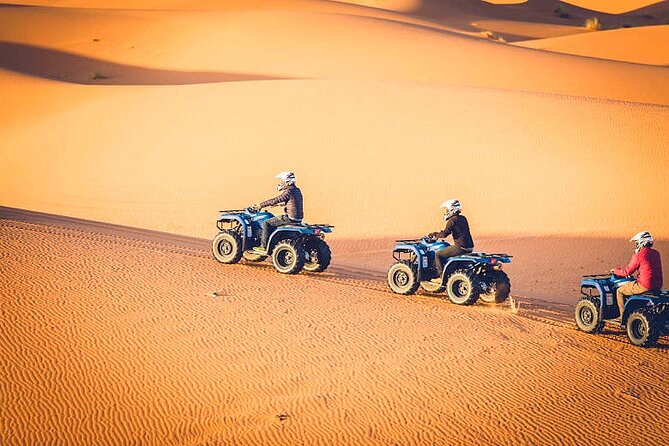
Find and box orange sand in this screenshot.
[3,208,669,445]
[2,0,669,443]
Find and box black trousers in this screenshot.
[261,215,295,247]
[435,245,471,274]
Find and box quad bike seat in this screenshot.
[644,290,669,299]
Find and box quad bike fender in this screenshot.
[441,257,513,285]
[267,226,332,252]
[442,258,477,277]
[217,214,252,241]
[579,279,610,314]
[622,296,669,325]
[392,243,429,272]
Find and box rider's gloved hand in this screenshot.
[249,204,260,213]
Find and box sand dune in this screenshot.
[3,79,669,240]
[0,3,660,94]
[561,0,669,14]
[3,208,669,445]
[1,1,668,243]
[3,1,669,443]
[487,0,669,14]
[514,24,669,65]
[412,0,669,38]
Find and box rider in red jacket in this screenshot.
[612,231,663,320]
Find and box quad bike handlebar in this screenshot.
[218,208,249,213]
[218,207,261,214]
[396,236,439,242]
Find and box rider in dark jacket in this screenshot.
[428,199,474,276]
[252,171,303,250]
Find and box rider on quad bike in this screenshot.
[611,231,663,322]
[427,199,474,279]
[251,171,304,252]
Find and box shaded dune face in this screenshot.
[403,0,669,40]
[0,41,289,84]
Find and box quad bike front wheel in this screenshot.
[387,261,419,295]
[303,238,332,273]
[446,270,480,305]
[574,297,604,334]
[626,309,660,348]
[272,239,306,274]
[212,230,243,264]
[479,271,511,304]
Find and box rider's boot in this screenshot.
[429,267,443,284]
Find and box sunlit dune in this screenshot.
[485,0,668,14]
[561,0,669,14]
[514,24,669,65]
[1,1,668,241]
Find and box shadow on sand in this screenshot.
[0,41,289,85]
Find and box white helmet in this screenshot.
[630,231,653,252]
[275,171,296,191]
[440,199,461,220]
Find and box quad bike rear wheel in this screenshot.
[626,309,660,348]
[574,296,604,334]
[446,270,480,305]
[272,239,306,274]
[479,271,511,304]
[212,230,243,264]
[387,261,420,295]
[303,238,332,273]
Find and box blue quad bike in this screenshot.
[212,208,334,274]
[575,274,669,347]
[387,237,512,305]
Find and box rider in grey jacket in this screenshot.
[252,171,303,250]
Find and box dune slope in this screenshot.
[2,79,669,240]
[1,1,668,242]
